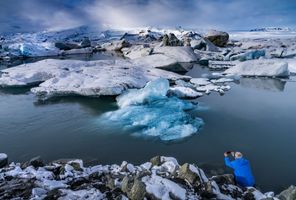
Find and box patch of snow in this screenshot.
[0,153,8,160]
[142,174,186,200]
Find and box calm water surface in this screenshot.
[0,60,295,192]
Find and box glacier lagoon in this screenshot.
[0,62,296,192]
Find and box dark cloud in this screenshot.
[0,0,295,33]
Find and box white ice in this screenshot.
[0,59,183,98]
[225,59,290,77]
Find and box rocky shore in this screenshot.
[0,153,295,200]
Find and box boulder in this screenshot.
[128,179,146,200]
[102,39,130,51]
[55,42,80,50]
[0,153,8,168]
[191,38,219,52]
[150,156,162,166]
[80,37,91,48]
[121,176,133,194]
[204,30,229,47]
[277,185,296,200]
[178,163,200,185]
[211,174,235,185]
[162,33,183,46]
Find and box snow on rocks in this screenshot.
[225,59,290,77]
[142,174,187,200]
[0,59,184,98]
[0,155,284,200]
[122,44,152,59]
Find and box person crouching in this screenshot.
[224,151,255,187]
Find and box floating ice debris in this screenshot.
[100,78,203,141]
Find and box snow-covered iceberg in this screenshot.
[100,79,203,141]
[0,59,184,98]
[225,60,290,77]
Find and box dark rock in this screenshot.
[44,188,63,200]
[162,33,183,46]
[0,178,35,199]
[69,177,89,190]
[200,181,217,199]
[178,163,200,185]
[204,30,229,47]
[242,191,255,200]
[150,156,161,166]
[121,176,134,194]
[55,42,80,50]
[211,174,235,185]
[80,37,91,48]
[277,185,296,200]
[0,153,8,168]
[128,179,146,200]
[22,156,44,169]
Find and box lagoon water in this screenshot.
[0,60,296,192]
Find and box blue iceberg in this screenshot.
[100,78,204,141]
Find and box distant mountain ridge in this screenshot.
[250,27,293,32]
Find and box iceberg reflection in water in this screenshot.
[99,78,203,141]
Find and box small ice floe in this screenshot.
[100,78,203,141]
[190,76,233,95]
[208,60,237,69]
[168,86,203,98]
[225,59,290,78]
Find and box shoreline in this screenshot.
[1,154,295,200]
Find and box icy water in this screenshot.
[0,62,296,192]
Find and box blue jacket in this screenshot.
[224,157,255,187]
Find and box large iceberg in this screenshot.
[0,59,184,98]
[100,79,203,141]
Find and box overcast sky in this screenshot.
[1,0,296,33]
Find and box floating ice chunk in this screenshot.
[13,42,60,57]
[142,174,186,200]
[190,78,211,86]
[225,59,290,77]
[100,79,203,141]
[210,78,234,84]
[117,78,169,108]
[169,86,203,98]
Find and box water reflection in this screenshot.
[239,77,286,92]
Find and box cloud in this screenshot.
[0,0,295,33]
